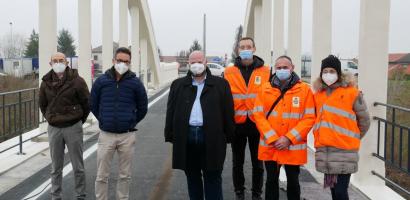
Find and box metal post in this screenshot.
[24,101,27,128]
[399,127,403,168]
[9,22,13,56]
[2,95,5,138]
[391,108,396,163]
[17,92,25,155]
[377,120,380,155]
[408,128,410,173]
[302,55,307,77]
[371,170,410,197]
[384,121,387,159]
[33,89,36,125]
[203,14,206,57]
[28,97,32,127]
[8,105,11,135]
[13,105,16,134]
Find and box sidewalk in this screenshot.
[0,87,166,196]
[0,84,371,199]
[0,122,98,195]
[297,147,369,200]
[0,121,94,176]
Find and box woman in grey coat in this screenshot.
[312,55,370,200]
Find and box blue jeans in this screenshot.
[185,126,223,200]
[331,174,351,200]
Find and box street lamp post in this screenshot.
[9,22,13,43]
[9,22,13,58]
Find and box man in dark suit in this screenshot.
[165,51,235,200]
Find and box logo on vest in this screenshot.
[292,97,300,108]
[254,76,261,85]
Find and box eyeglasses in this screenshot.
[52,59,65,64]
[115,59,130,65]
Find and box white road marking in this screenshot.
[23,89,170,200]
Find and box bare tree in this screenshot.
[177,50,189,67]
[231,25,243,62]
[189,40,202,54]
[0,33,27,58]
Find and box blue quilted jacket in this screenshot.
[90,67,148,133]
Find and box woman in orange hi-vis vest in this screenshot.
[252,56,315,200]
[313,55,370,200]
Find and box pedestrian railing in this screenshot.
[0,88,46,154]
[373,102,410,197]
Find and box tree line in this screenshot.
[0,29,76,59]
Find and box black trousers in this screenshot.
[265,161,300,200]
[231,120,264,196]
[331,174,351,200]
[185,126,223,200]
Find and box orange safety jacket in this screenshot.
[313,86,361,150]
[224,65,271,123]
[252,80,315,165]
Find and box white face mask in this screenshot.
[115,62,129,75]
[52,63,66,73]
[190,63,205,75]
[322,72,338,86]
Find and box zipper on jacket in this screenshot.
[245,65,250,87]
[115,82,119,131]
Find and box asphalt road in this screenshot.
[1,89,302,200]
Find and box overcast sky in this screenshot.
[0,0,409,58]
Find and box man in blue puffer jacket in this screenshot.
[90,47,148,200]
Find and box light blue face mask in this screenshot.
[239,50,253,60]
[276,69,291,81]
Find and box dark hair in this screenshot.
[275,55,293,64]
[114,47,132,59]
[239,37,256,47]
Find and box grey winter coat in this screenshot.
[313,73,371,174]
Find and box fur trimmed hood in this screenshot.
[313,72,356,93]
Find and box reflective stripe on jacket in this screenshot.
[253,80,315,165]
[224,65,271,123]
[313,86,361,150]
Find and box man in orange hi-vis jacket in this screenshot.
[224,37,271,200]
[252,55,315,200]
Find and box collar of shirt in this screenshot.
[272,75,291,91]
[191,74,207,86]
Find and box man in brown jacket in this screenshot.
[39,52,90,200]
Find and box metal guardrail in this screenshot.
[373,102,410,196]
[0,88,46,155]
[371,170,410,197]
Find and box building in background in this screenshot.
[0,58,39,77]
[389,53,410,78]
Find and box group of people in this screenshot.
[39,36,370,200]
[165,37,370,200]
[40,48,148,200]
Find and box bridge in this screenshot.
[0,0,408,199]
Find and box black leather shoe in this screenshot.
[235,191,245,200]
[252,194,262,200]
